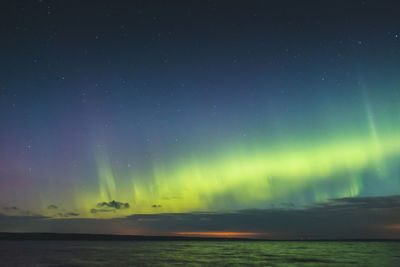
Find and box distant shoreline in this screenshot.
[0,233,399,242]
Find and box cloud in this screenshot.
[57,212,80,218]
[322,195,400,209]
[45,204,79,218]
[91,200,130,214]
[2,206,18,212]
[1,206,41,217]
[96,200,129,209]
[90,208,116,214]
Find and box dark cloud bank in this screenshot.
[90,200,130,214]
[1,195,400,239]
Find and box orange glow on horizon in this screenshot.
[386,224,400,230]
[175,231,263,238]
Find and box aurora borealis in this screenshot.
[1,0,400,238]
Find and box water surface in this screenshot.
[0,241,399,266]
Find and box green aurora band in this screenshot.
[38,93,400,218]
[69,133,400,218]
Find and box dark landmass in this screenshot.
[0,233,399,242]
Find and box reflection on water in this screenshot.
[0,241,399,266]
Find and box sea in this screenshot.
[0,241,399,266]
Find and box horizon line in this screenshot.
[1,232,400,242]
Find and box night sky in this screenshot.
[1,0,400,239]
